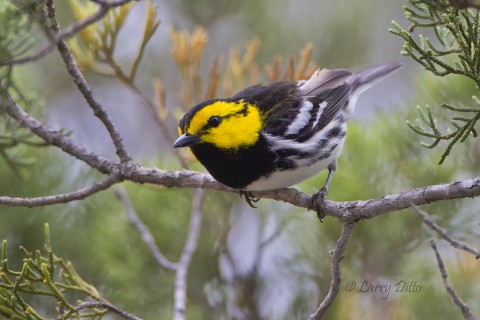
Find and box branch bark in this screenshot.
[75,301,142,320]
[123,167,480,223]
[115,187,177,271]
[116,187,206,320]
[45,0,132,164]
[413,205,480,258]
[0,174,121,207]
[308,222,357,320]
[1,84,114,173]
[430,240,475,320]
[173,189,205,320]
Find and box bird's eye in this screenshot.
[208,116,221,128]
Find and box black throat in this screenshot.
[190,135,276,189]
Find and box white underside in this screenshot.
[244,137,345,191]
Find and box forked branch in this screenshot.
[116,187,206,320]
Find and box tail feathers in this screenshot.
[300,68,353,96]
[300,61,402,97]
[355,61,403,92]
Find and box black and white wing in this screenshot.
[282,62,403,142]
[283,68,354,142]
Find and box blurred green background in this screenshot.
[1,0,480,319]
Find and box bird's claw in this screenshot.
[240,191,260,208]
[309,187,328,222]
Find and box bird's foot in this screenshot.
[240,191,260,208]
[309,187,328,222]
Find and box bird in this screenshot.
[173,61,402,218]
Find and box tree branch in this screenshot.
[308,222,357,320]
[0,173,121,207]
[116,187,206,319]
[45,0,132,164]
[115,187,177,271]
[173,189,206,320]
[75,301,142,320]
[125,167,480,222]
[0,84,114,173]
[412,205,480,258]
[430,239,475,320]
[101,57,190,168]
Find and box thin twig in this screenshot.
[116,184,206,319]
[45,0,132,164]
[0,174,121,207]
[115,187,177,271]
[0,83,114,173]
[0,0,136,66]
[430,239,475,320]
[259,216,289,251]
[173,189,206,320]
[75,301,142,320]
[412,205,480,258]
[308,222,357,320]
[111,75,190,168]
[252,214,290,270]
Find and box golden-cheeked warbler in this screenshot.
[173,62,402,215]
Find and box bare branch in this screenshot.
[45,0,132,164]
[0,0,137,66]
[430,239,475,320]
[308,222,357,320]
[126,167,480,222]
[174,189,206,320]
[115,187,177,271]
[0,173,121,207]
[116,186,206,319]
[412,205,480,258]
[0,84,114,173]
[75,301,142,320]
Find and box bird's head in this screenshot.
[173,99,263,150]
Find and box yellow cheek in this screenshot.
[187,100,247,135]
[178,127,183,135]
[201,107,262,149]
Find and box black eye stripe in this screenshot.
[202,103,250,130]
[225,104,249,118]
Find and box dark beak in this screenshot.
[173,133,201,148]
